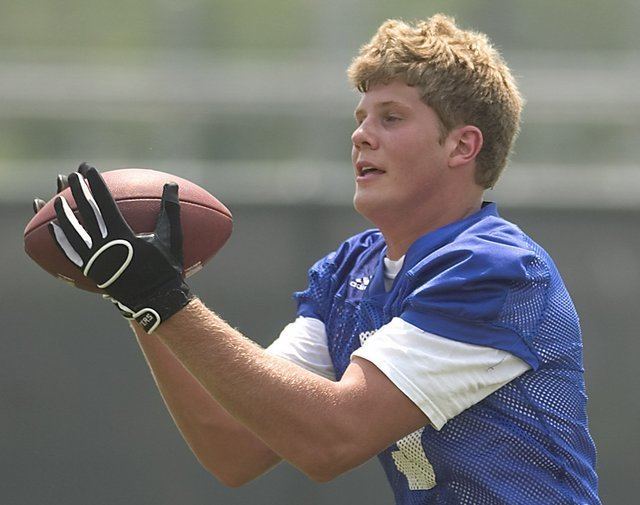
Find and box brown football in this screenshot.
[24,168,233,293]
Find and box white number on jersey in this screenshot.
[391,427,436,490]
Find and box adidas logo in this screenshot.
[349,276,371,291]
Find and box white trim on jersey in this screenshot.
[351,317,531,430]
[266,316,336,381]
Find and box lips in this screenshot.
[355,161,386,177]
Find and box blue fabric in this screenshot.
[398,204,543,368]
[294,203,600,504]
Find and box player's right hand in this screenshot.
[49,163,194,333]
[32,171,134,320]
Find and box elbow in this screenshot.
[208,456,339,486]
[307,468,341,484]
[303,461,336,483]
[205,450,344,486]
[297,441,362,483]
[215,474,253,489]
[189,439,280,488]
[197,448,282,488]
[195,450,271,488]
[204,464,258,488]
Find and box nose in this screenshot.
[351,120,377,151]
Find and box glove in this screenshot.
[33,173,132,321]
[32,170,141,321]
[50,163,194,333]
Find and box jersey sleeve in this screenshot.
[351,317,531,429]
[400,230,549,369]
[266,317,336,380]
[294,253,339,322]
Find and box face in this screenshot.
[351,80,451,222]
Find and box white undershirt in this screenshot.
[383,255,405,290]
[266,256,530,429]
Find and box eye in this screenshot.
[383,115,401,123]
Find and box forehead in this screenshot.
[354,80,423,112]
[358,80,422,106]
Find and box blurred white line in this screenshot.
[0,50,638,122]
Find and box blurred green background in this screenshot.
[2,1,638,504]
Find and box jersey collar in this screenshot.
[366,202,499,301]
[403,201,498,270]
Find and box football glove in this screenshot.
[50,163,193,333]
[33,171,131,320]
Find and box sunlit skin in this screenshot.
[351,80,485,260]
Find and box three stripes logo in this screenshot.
[349,276,370,291]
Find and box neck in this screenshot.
[379,197,483,260]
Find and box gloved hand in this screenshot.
[49,163,193,333]
[34,171,132,321]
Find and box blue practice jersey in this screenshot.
[295,203,599,504]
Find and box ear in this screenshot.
[447,125,483,168]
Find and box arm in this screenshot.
[153,298,429,482]
[132,323,281,487]
[46,165,279,485]
[47,165,427,482]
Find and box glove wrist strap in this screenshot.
[133,281,194,333]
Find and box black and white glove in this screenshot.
[50,163,193,333]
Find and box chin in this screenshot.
[353,192,386,224]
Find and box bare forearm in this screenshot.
[154,298,363,479]
[132,323,281,486]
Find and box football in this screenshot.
[24,168,233,293]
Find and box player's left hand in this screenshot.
[50,162,194,333]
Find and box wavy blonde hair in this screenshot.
[347,14,523,188]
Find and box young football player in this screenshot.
[46,14,600,504]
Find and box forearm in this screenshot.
[132,322,281,486]
[154,298,367,480]
[40,163,419,484]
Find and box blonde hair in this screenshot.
[347,14,523,188]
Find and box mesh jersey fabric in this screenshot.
[294,202,600,505]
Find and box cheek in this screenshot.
[391,128,428,155]
[390,139,431,173]
[389,141,445,189]
[396,132,444,169]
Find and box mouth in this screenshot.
[355,161,386,180]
